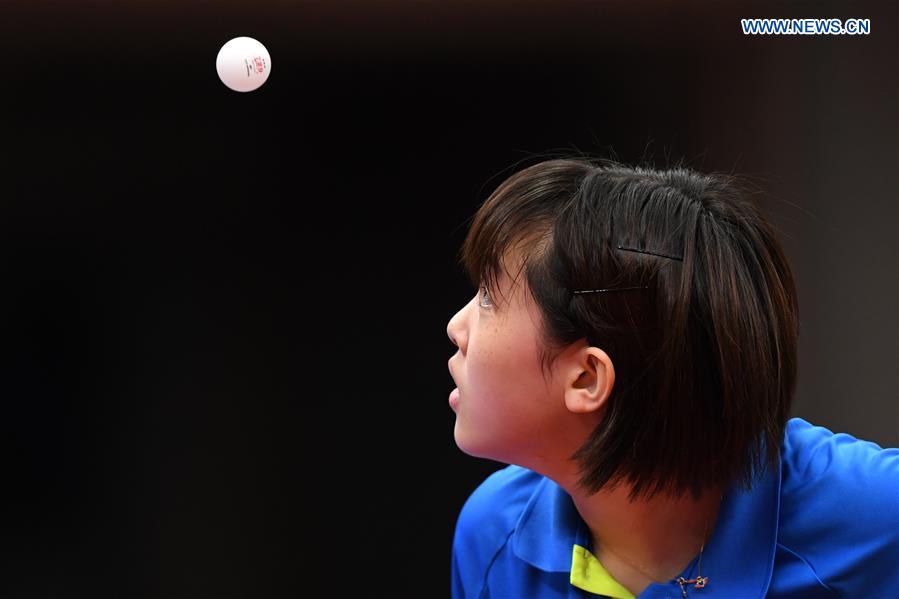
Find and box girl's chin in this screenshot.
[453,425,486,458]
[453,425,507,462]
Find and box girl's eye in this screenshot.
[478,285,493,308]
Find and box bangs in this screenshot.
[457,159,593,307]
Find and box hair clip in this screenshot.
[617,245,683,261]
[572,286,649,295]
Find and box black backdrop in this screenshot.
[2,1,897,597]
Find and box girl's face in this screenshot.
[446,259,579,466]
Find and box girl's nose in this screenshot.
[447,304,468,351]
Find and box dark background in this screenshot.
[1,1,896,597]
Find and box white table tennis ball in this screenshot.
[216,37,271,92]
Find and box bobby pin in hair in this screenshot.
[572,286,649,295]
[617,245,683,262]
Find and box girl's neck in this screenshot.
[561,474,723,596]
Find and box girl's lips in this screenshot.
[449,387,460,410]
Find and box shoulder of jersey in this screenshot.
[778,416,899,584]
[455,465,544,549]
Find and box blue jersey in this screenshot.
[451,418,899,598]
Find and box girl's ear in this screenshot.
[563,347,615,414]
